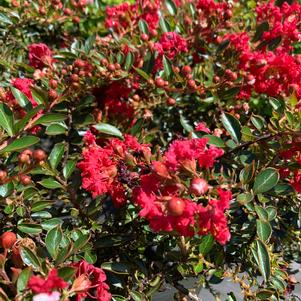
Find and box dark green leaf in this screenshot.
[93,123,123,139]
[18,223,42,234]
[138,19,149,34]
[163,55,173,78]
[253,168,279,194]
[46,226,62,259]
[49,143,65,170]
[159,17,171,32]
[199,234,214,255]
[221,113,241,143]
[253,22,269,42]
[17,267,32,293]
[0,103,14,136]
[38,178,64,189]
[254,240,271,282]
[133,67,150,80]
[101,262,131,274]
[41,218,63,231]
[58,267,76,281]
[124,52,134,71]
[15,105,43,133]
[20,247,41,270]
[256,220,272,242]
[165,0,177,15]
[63,160,77,179]
[33,113,67,125]
[203,135,225,148]
[45,123,67,135]
[0,136,39,153]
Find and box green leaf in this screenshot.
[41,218,63,231]
[33,113,67,125]
[0,12,13,25]
[239,163,255,184]
[0,136,39,153]
[199,234,214,255]
[255,206,269,221]
[266,206,277,221]
[256,290,274,300]
[180,114,195,134]
[253,168,279,194]
[49,143,65,170]
[133,67,150,80]
[38,178,64,189]
[221,113,241,143]
[15,105,43,133]
[165,0,177,15]
[130,291,145,301]
[163,55,173,78]
[45,123,67,135]
[73,234,90,252]
[31,211,52,219]
[93,123,123,139]
[124,52,134,71]
[159,17,171,32]
[20,247,41,270]
[0,103,15,136]
[0,182,14,198]
[251,115,266,131]
[138,19,149,34]
[203,135,225,148]
[17,267,32,293]
[63,160,77,179]
[31,201,53,212]
[46,226,62,259]
[254,240,271,282]
[58,267,76,281]
[101,262,131,274]
[256,220,272,242]
[11,87,32,111]
[18,223,42,234]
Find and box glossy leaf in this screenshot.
[0,103,15,136]
[253,168,279,194]
[49,142,65,170]
[93,123,123,139]
[221,113,241,143]
[46,226,62,259]
[0,136,39,153]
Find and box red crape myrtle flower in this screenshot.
[78,131,151,207]
[28,43,54,69]
[198,189,232,245]
[27,268,68,294]
[134,137,231,244]
[73,260,111,301]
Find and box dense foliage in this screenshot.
[0,0,300,300]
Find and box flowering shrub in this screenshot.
[0,0,300,300]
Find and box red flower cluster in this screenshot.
[28,43,54,69]
[256,0,301,52]
[27,269,68,294]
[78,131,151,207]
[93,81,134,120]
[154,32,188,71]
[105,1,159,31]
[223,0,301,100]
[133,138,231,244]
[73,260,111,301]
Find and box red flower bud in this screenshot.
[1,232,17,249]
[167,198,185,216]
[33,149,47,162]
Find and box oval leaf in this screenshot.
[253,168,279,194]
[221,113,241,143]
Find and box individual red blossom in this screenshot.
[78,132,151,207]
[27,269,68,294]
[77,144,116,198]
[105,2,134,29]
[154,32,188,71]
[198,189,232,245]
[73,260,111,301]
[134,174,198,236]
[11,78,36,106]
[195,122,211,133]
[28,43,54,69]
[93,81,134,120]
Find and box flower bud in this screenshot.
[33,149,47,162]
[190,178,209,196]
[1,232,17,249]
[71,274,92,293]
[152,161,170,179]
[167,198,185,216]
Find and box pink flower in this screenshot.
[32,292,60,301]
[27,269,68,294]
[28,43,53,69]
[195,122,211,133]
